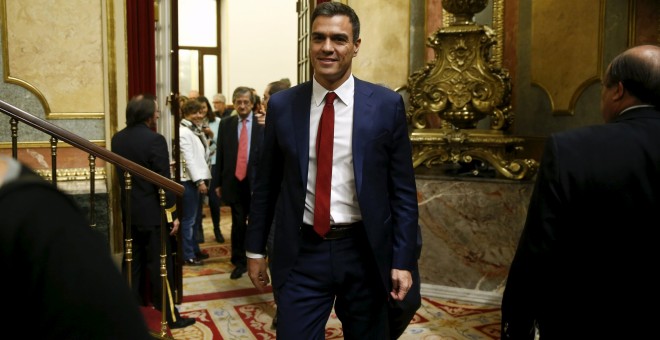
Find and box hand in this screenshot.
[247,258,270,292]
[169,218,180,236]
[203,127,213,138]
[215,187,222,198]
[255,112,266,125]
[390,269,412,301]
[198,181,208,194]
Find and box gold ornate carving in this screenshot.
[408,25,512,130]
[407,0,537,180]
[411,129,537,180]
[35,167,107,182]
[442,0,489,25]
[490,0,503,68]
[106,0,118,134]
[442,0,504,67]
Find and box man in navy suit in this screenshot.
[245,3,419,339]
[112,94,195,329]
[215,86,263,279]
[502,45,660,339]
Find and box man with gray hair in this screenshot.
[212,93,233,118]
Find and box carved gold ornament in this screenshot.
[407,0,537,180]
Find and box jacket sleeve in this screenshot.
[501,137,560,339]
[179,128,206,182]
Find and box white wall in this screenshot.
[222,0,298,104]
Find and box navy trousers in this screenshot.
[276,226,388,339]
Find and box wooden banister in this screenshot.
[0,99,183,196]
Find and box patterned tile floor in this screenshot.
[166,206,502,339]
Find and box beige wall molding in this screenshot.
[530,0,605,116]
[1,0,116,120]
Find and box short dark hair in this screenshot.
[311,2,360,42]
[268,80,290,96]
[605,46,660,107]
[126,93,156,127]
[181,99,202,118]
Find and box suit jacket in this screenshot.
[501,106,660,339]
[0,162,152,339]
[111,123,175,226]
[215,113,263,203]
[179,120,212,182]
[246,78,419,295]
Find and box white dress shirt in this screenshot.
[303,76,362,226]
[247,77,363,259]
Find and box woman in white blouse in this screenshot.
[179,99,211,265]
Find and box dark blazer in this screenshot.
[501,106,660,339]
[246,78,419,296]
[0,164,152,339]
[215,113,263,203]
[111,123,175,225]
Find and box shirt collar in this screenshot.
[619,104,654,116]
[312,75,354,108]
[239,112,253,122]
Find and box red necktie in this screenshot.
[314,92,337,238]
[235,118,248,181]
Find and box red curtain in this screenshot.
[126,0,156,98]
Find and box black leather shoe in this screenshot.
[169,317,196,329]
[195,251,210,260]
[215,232,225,243]
[184,258,203,266]
[230,266,247,279]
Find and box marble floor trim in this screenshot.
[421,283,503,306]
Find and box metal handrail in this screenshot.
[0,99,183,196]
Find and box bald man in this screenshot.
[502,45,660,339]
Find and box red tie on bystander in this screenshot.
[314,92,337,238]
[235,118,248,181]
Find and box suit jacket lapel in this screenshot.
[228,115,239,163]
[352,78,373,197]
[249,114,261,154]
[292,83,314,185]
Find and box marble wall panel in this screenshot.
[349,0,409,89]
[4,0,105,117]
[0,145,106,170]
[416,176,534,293]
